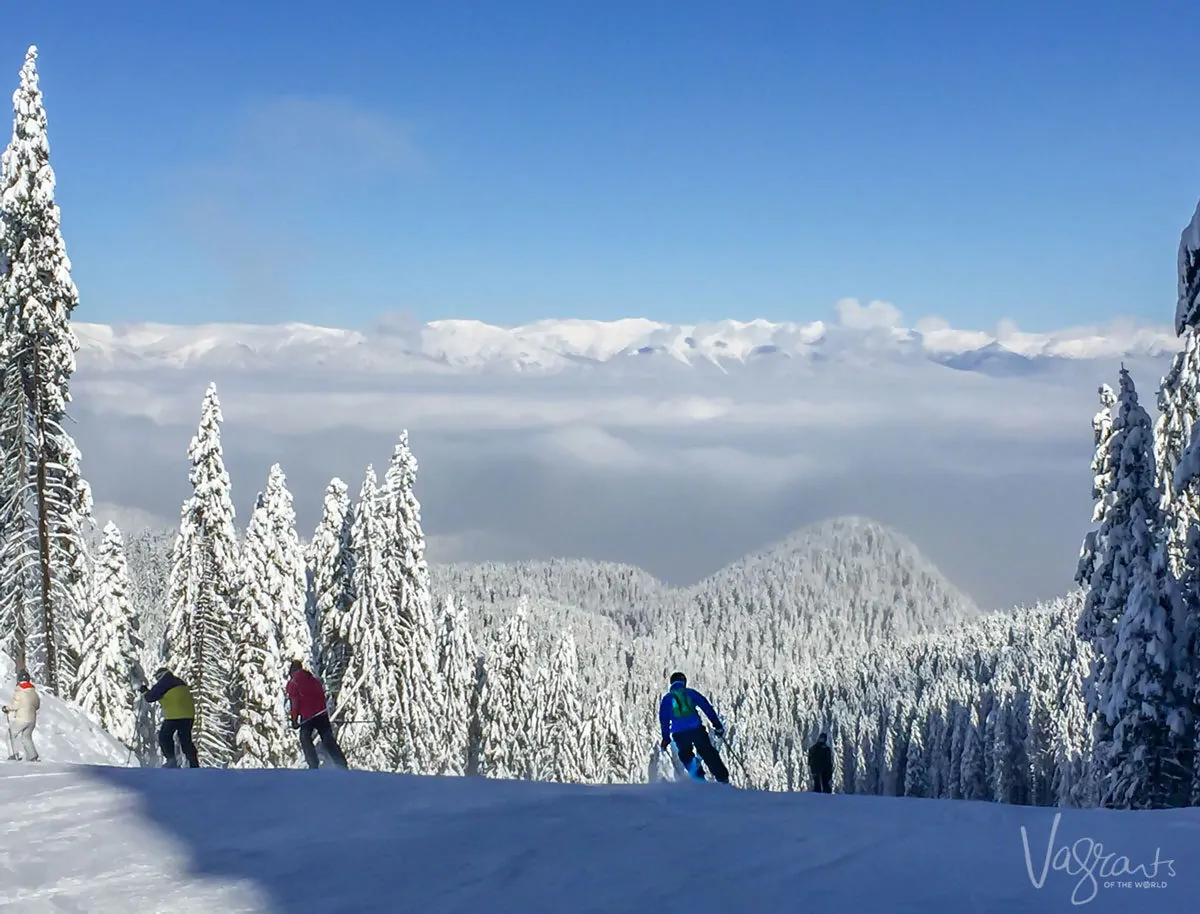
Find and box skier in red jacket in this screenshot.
[286,661,348,769]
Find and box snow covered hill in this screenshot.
[72,307,1179,376]
[1,764,1192,913]
[434,516,979,680]
[0,654,137,767]
[687,515,979,637]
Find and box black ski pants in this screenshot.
[812,771,832,793]
[299,711,348,769]
[159,718,199,768]
[673,726,729,783]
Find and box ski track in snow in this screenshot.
[1,763,1197,913]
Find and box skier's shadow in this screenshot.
[83,763,715,913]
[85,764,490,912]
[81,761,770,913]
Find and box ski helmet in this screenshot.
[669,671,686,686]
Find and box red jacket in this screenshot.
[286,670,328,724]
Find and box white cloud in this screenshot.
[537,425,648,469]
[834,297,904,329]
[91,502,173,535]
[69,309,1180,611]
[72,306,1181,376]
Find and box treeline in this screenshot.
[1067,198,1200,809]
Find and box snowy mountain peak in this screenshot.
[73,304,1179,376]
[694,515,980,636]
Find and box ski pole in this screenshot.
[3,709,13,760]
[714,727,754,789]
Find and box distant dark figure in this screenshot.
[286,661,348,769]
[808,732,833,793]
[141,667,200,768]
[659,671,729,784]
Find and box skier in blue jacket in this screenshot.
[659,671,730,783]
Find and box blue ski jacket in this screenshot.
[659,682,722,742]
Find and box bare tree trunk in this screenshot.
[196,549,208,756]
[12,612,26,674]
[31,337,57,693]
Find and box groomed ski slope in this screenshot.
[1,764,1196,913]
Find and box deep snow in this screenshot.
[0,653,137,767]
[0,763,1195,913]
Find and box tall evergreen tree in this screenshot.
[232,492,292,768]
[1170,197,1200,806]
[1077,383,1118,587]
[162,383,239,766]
[380,432,431,631]
[1176,197,1200,335]
[537,630,587,783]
[583,689,629,784]
[1051,636,1094,807]
[903,719,928,798]
[960,707,986,801]
[332,466,399,770]
[987,701,1015,803]
[1153,332,1200,576]
[394,582,445,774]
[75,522,146,750]
[380,432,444,774]
[1079,368,1183,806]
[0,45,93,693]
[263,464,310,666]
[435,594,479,775]
[307,477,355,704]
[478,599,535,779]
[1078,370,1154,745]
[1104,535,1186,807]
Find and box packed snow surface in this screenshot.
[1,763,1195,912]
[0,653,136,767]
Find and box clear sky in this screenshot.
[4,1,1200,330]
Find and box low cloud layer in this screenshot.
[68,313,1177,611]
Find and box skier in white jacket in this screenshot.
[2,669,40,762]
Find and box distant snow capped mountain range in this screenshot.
[72,306,1180,376]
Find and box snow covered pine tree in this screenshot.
[0,45,93,695]
[162,384,240,767]
[1079,368,1187,808]
[380,433,445,775]
[307,478,356,707]
[75,522,148,755]
[233,491,292,768]
[1167,196,1200,805]
[332,467,401,771]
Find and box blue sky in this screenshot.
[5,1,1200,330]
